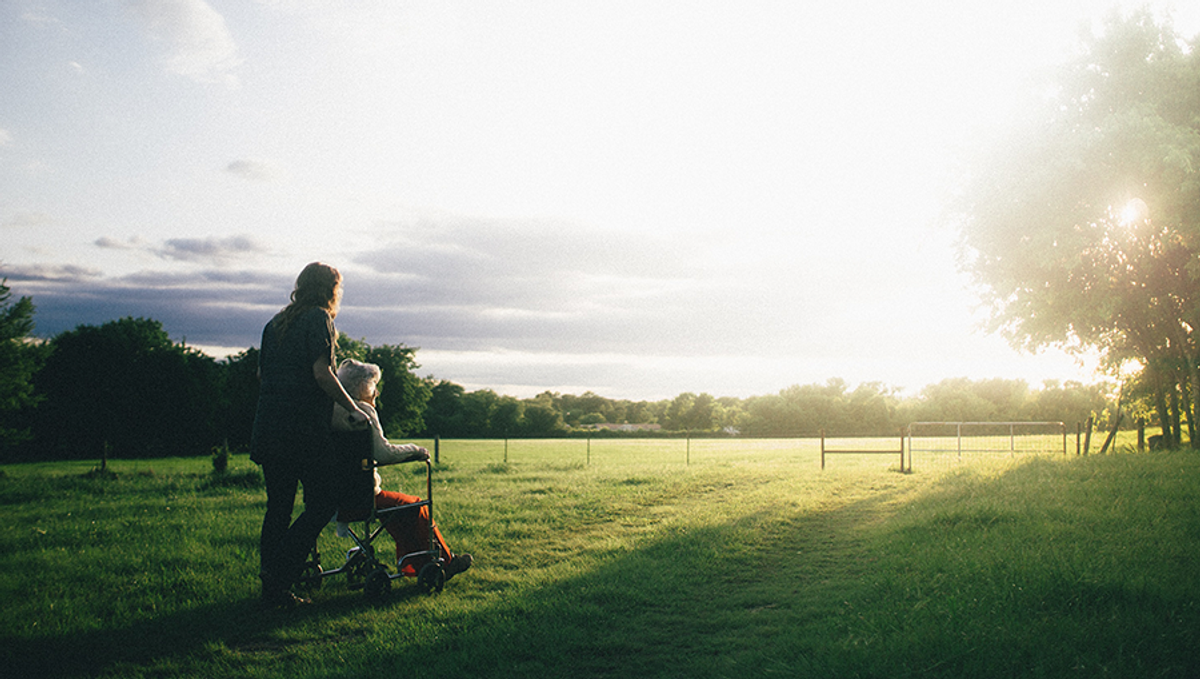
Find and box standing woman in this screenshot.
[251,262,368,607]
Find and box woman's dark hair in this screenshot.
[275,262,342,340]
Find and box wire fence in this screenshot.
[389,424,1125,474]
[392,437,910,471]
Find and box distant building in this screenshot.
[585,423,662,432]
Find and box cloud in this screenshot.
[225,158,281,181]
[3,211,53,228]
[338,215,821,359]
[19,11,60,26]
[156,235,268,263]
[125,0,241,86]
[355,216,707,306]
[1,263,102,282]
[94,234,266,264]
[0,128,11,146]
[4,266,287,346]
[95,235,149,250]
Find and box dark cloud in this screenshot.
[5,267,287,348]
[157,235,267,262]
[1,263,102,282]
[95,236,140,250]
[93,233,269,264]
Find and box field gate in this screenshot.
[819,429,907,471]
[906,421,1068,469]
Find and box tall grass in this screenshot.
[2,439,1197,678]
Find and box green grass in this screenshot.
[2,438,1198,677]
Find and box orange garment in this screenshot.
[376,489,454,575]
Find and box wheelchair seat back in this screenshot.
[331,428,375,522]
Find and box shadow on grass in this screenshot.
[7,577,434,678]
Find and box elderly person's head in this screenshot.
[337,359,382,404]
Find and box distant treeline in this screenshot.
[0,288,1137,461]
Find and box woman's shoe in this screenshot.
[261,587,312,609]
[444,553,472,581]
[260,572,313,608]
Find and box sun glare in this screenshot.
[1119,198,1149,226]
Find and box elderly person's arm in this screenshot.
[363,402,427,464]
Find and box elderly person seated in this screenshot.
[331,359,472,580]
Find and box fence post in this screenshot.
[686,435,690,466]
[587,436,591,466]
[820,429,826,470]
[904,426,911,472]
[434,436,440,464]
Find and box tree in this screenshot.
[221,347,260,450]
[33,317,225,458]
[0,281,49,453]
[682,393,716,431]
[909,378,1020,423]
[1027,380,1112,429]
[664,392,696,431]
[461,390,500,436]
[422,379,467,437]
[952,11,1200,446]
[521,392,568,436]
[491,396,523,437]
[364,343,430,437]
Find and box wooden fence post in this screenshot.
[1083,416,1094,455]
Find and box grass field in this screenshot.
[3,436,1198,678]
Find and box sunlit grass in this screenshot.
[2,438,1197,678]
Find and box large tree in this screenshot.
[952,10,1200,445]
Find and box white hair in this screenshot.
[336,359,381,401]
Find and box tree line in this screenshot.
[1,281,1132,462]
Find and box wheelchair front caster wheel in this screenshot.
[418,562,445,594]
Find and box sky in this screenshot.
[3,0,1198,401]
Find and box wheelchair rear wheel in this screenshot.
[364,566,391,602]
